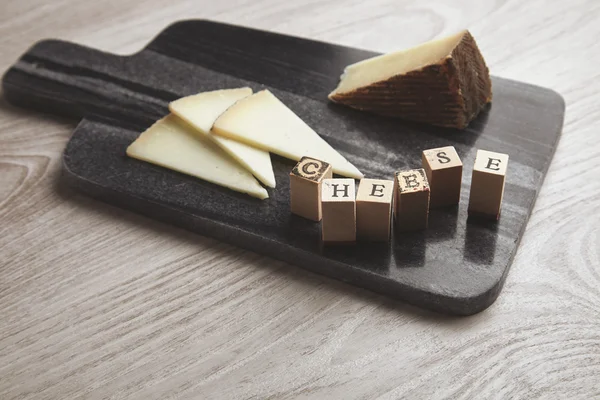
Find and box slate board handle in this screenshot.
[2,39,166,128]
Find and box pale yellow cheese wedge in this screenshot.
[212,90,363,179]
[126,115,269,199]
[169,88,276,188]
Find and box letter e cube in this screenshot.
[356,179,394,241]
[468,149,509,220]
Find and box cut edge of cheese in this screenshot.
[126,114,269,200]
[329,30,467,96]
[169,88,276,188]
[210,137,275,188]
[212,90,363,179]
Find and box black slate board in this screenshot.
[1,20,565,315]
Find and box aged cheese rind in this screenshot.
[169,88,276,188]
[212,90,363,179]
[126,115,269,199]
[328,30,492,129]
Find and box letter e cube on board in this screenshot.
[321,178,356,244]
[468,149,509,220]
[290,157,332,221]
[394,169,430,232]
[356,179,394,241]
[422,146,462,208]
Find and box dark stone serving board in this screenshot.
[1,20,565,315]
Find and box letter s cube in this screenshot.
[422,146,463,208]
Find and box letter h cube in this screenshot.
[321,178,356,244]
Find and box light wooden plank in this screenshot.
[1,1,599,398]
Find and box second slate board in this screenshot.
[1,20,565,315]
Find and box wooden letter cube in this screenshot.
[468,149,509,220]
[321,178,356,244]
[290,157,332,221]
[356,178,394,241]
[422,145,463,208]
[394,169,430,231]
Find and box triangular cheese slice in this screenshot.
[212,90,363,179]
[169,88,276,188]
[328,30,492,129]
[126,115,269,199]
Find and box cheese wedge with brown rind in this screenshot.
[328,30,492,129]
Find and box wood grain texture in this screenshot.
[0,1,598,399]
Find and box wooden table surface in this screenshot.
[1,1,599,399]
